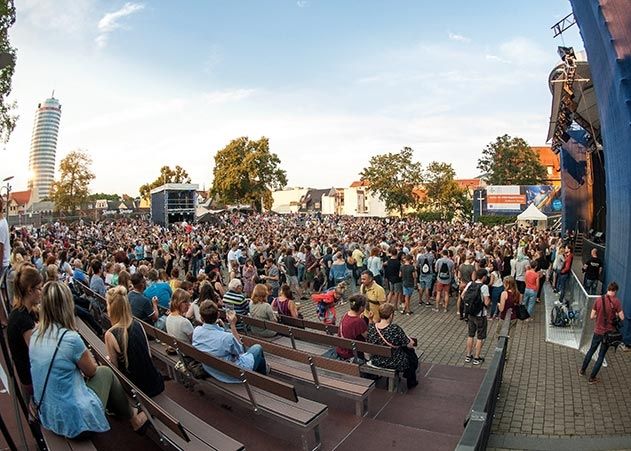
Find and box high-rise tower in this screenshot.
[27,95,62,201]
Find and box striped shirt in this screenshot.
[222,290,249,331]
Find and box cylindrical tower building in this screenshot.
[27,96,62,201]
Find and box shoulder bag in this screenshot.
[602,295,623,348]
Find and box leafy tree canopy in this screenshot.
[477,134,547,185]
[0,0,17,143]
[139,165,191,200]
[50,150,95,212]
[360,147,423,216]
[88,192,120,202]
[211,136,287,211]
[423,161,470,219]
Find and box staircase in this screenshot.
[574,232,584,256]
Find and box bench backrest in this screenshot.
[237,314,392,358]
[76,319,190,442]
[139,321,299,403]
[242,335,361,377]
[278,314,339,334]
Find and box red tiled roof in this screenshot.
[350,180,370,188]
[9,189,31,206]
[455,179,482,189]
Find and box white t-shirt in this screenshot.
[165,314,194,343]
[0,217,9,268]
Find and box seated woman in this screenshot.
[29,281,147,438]
[104,286,165,398]
[7,264,42,395]
[367,303,419,389]
[271,284,300,318]
[187,282,221,324]
[192,300,268,383]
[249,284,277,338]
[166,288,194,343]
[335,294,368,361]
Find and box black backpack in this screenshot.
[463,282,483,317]
[551,304,569,327]
[438,261,450,281]
[420,257,431,275]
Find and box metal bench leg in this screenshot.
[387,376,396,392]
[355,397,369,417]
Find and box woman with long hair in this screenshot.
[249,284,277,338]
[29,281,147,438]
[104,286,164,397]
[166,288,194,343]
[7,264,42,394]
[187,281,220,324]
[271,284,300,318]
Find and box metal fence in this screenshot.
[455,310,511,451]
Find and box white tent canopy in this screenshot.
[517,203,548,222]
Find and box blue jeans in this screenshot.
[581,334,609,379]
[490,286,503,317]
[246,344,267,375]
[558,273,570,303]
[584,278,598,296]
[523,288,537,316]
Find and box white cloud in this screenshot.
[297,1,310,7]
[448,32,471,43]
[203,89,256,104]
[18,0,94,34]
[498,37,548,65]
[96,2,144,48]
[485,54,511,64]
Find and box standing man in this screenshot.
[580,282,624,384]
[434,249,455,313]
[463,269,491,365]
[582,248,603,295]
[0,197,9,277]
[359,270,386,323]
[416,246,434,307]
[558,247,574,305]
[284,248,301,298]
[261,258,280,298]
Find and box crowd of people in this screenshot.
[0,201,625,437]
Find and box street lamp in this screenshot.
[1,176,13,218]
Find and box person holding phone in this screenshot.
[192,300,269,383]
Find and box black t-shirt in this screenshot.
[7,307,37,385]
[284,256,297,276]
[384,258,402,283]
[585,257,603,280]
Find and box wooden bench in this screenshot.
[40,429,97,451]
[241,335,374,416]
[76,319,245,451]
[141,322,328,451]
[237,314,424,392]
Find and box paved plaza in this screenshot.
[299,280,631,450]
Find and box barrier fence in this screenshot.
[455,310,511,451]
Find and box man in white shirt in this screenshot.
[0,197,10,275]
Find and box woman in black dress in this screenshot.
[367,303,419,389]
[104,286,164,397]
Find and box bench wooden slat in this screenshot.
[278,315,338,334]
[140,321,299,403]
[76,319,190,443]
[153,394,245,451]
[41,428,97,451]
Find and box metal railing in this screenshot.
[455,310,512,451]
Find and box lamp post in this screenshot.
[1,176,13,211]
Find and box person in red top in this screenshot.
[558,248,573,305]
[311,282,346,325]
[580,282,625,384]
[335,295,368,361]
[522,262,540,320]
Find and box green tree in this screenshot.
[0,0,18,143]
[423,161,470,219]
[211,136,287,211]
[477,134,547,185]
[50,150,95,212]
[360,147,423,216]
[88,192,120,202]
[139,165,191,200]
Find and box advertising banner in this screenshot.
[476,185,561,216]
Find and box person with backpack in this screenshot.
[457,253,476,320]
[416,246,434,307]
[434,249,454,313]
[579,282,624,384]
[462,269,491,365]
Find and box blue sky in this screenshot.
[5,0,584,195]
